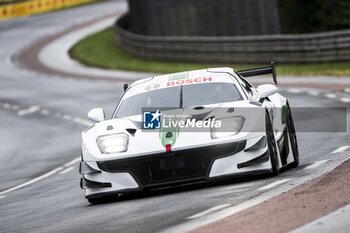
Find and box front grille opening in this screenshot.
[98,141,246,186]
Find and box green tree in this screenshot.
[278,0,350,33]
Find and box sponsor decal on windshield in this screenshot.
[167,77,213,87]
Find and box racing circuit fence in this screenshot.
[0,0,95,20]
[115,15,350,64]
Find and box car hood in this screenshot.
[82,100,265,161]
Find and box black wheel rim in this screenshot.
[288,106,299,160]
[267,115,278,171]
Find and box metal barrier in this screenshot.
[126,0,280,37]
[115,14,350,64]
[0,0,94,20]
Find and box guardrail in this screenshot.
[0,0,94,20]
[115,14,350,64]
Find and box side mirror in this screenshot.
[87,108,105,122]
[123,83,129,92]
[257,84,277,99]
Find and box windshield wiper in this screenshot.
[179,85,183,108]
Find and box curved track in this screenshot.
[1,1,350,232]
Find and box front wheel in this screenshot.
[266,112,280,176]
[286,102,299,168]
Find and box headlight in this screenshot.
[211,117,245,139]
[97,133,129,154]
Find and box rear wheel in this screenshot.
[286,103,299,167]
[266,112,280,176]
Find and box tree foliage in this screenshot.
[278,0,350,33]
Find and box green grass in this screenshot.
[69,28,350,76]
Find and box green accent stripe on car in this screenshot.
[160,128,179,148]
[169,72,189,81]
[159,115,180,147]
[280,99,288,125]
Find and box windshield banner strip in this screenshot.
[169,72,189,81]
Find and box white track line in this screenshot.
[63,114,72,120]
[0,167,63,196]
[72,117,92,126]
[340,97,350,103]
[4,101,89,127]
[11,105,20,110]
[59,166,75,175]
[55,112,62,117]
[163,155,350,233]
[3,103,11,109]
[258,179,291,191]
[78,119,93,126]
[1,99,90,128]
[73,117,83,124]
[325,93,336,99]
[0,157,80,197]
[308,91,319,96]
[187,204,231,219]
[287,89,302,94]
[38,15,149,81]
[17,105,41,116]
[332,146,350,154]
[64,157,80,167]
[40,109,50,115]
[304,160,329,170]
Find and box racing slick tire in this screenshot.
[266,111,280,176]
[286,102,299,168]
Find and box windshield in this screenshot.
[115,83,243,118]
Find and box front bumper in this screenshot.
[81,137,271,198]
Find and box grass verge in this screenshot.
[69,28,350,76]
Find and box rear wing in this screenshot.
[237,62,277,85]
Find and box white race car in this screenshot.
[80,63,299,204]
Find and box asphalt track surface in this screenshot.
[1,1,350,232]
